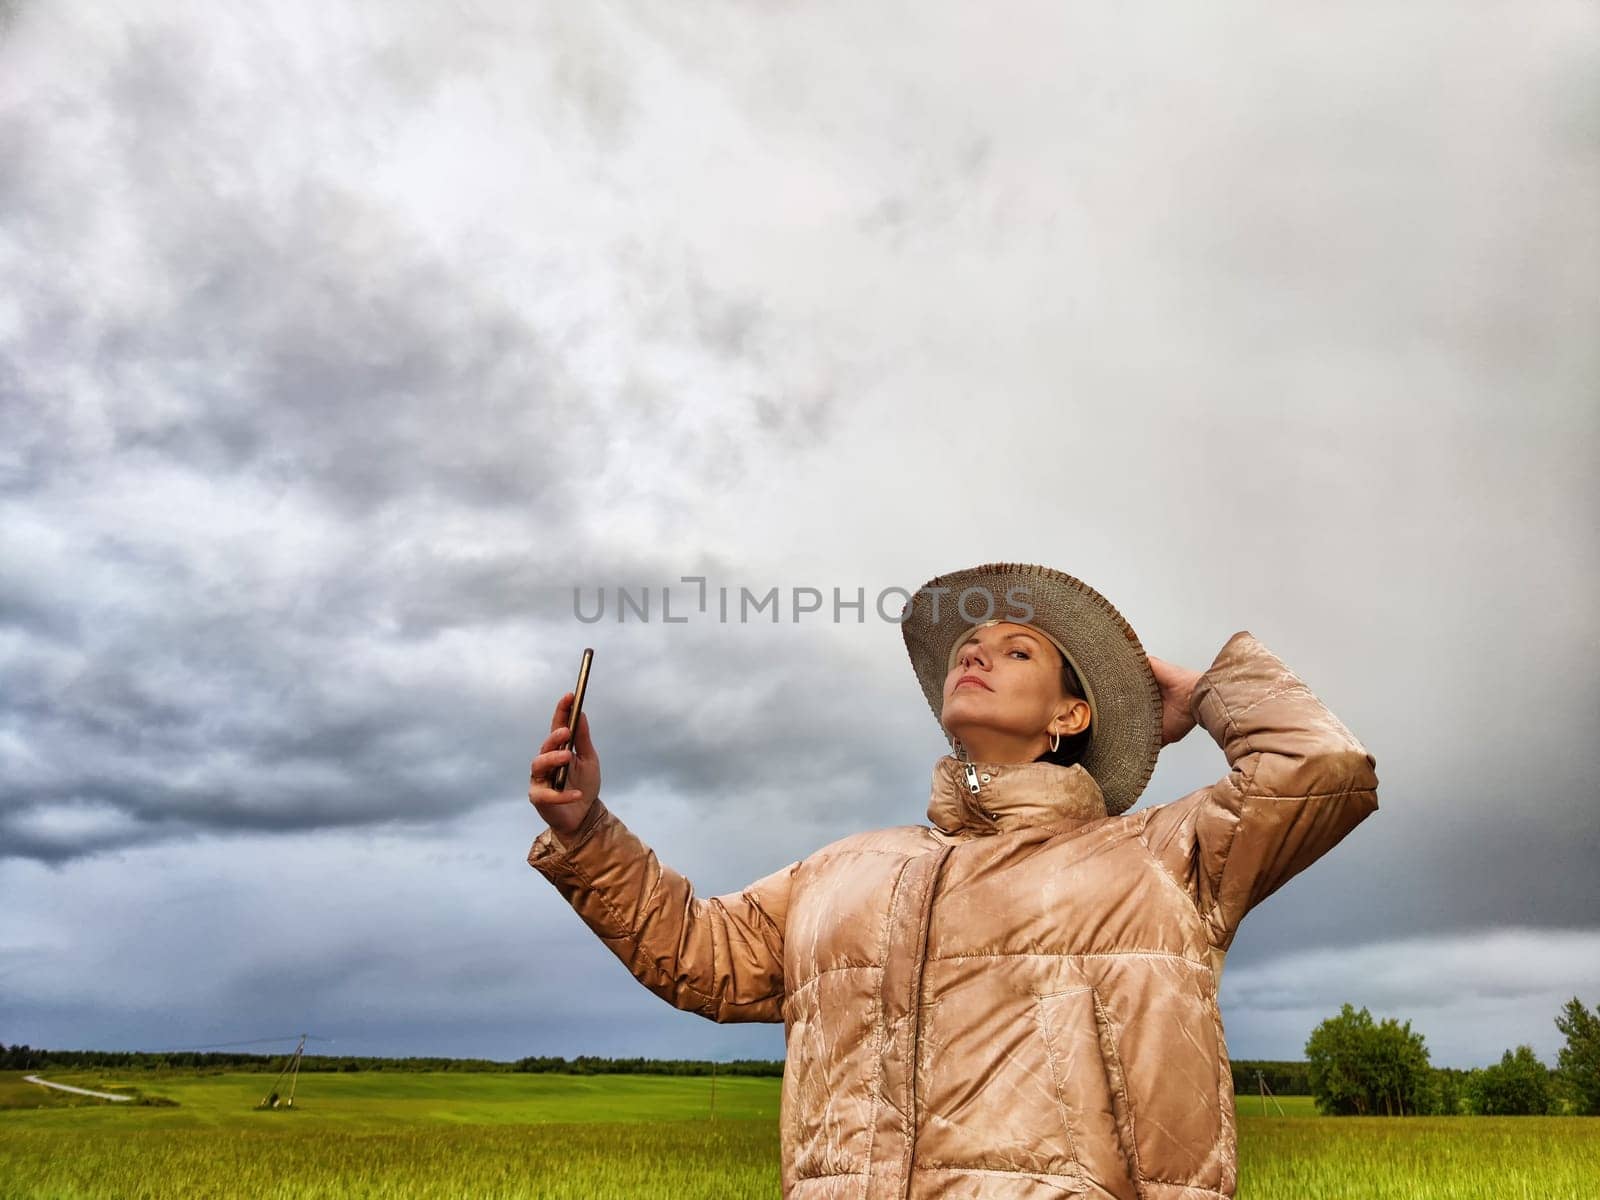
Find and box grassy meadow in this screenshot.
[3,1069,1596,1199]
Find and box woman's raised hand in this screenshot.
[1147,655,1203,747]
[529,692,602,837]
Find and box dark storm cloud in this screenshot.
[6,127,591,519]
[0,5,865,864]
[1,615,491,860]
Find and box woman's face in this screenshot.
[940,621,1090,760]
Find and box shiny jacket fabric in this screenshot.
[528,631,1379,1199]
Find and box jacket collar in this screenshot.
[927,754,1109,837]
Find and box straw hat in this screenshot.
[900,562,1162,815]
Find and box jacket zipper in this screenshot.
[901,842,954,1200]
[964,762,998,822]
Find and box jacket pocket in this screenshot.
[1034,986,1140,1198]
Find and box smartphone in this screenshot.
[550,648,593,793]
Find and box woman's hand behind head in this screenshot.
[529,692,601,837]
[1148,655,1203,747]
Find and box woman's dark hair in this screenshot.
[1034,656,1092,769]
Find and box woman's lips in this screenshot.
[955,675,991,691]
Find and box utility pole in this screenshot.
[1254,1070,1286,1117]
[258,1034,308,1110]
[285,1034,305,1108]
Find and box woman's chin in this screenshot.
[941,693,991,721]
[944,714,1020,748]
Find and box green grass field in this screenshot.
[2,1070,1596,1199]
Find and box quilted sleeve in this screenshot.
[528,799,796,1023]
[1139,630,1380,952]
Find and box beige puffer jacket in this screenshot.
[528,631,1379,1199]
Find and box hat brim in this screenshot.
[900,562,1162,815]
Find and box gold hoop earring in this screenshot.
[1049,730,1061,753]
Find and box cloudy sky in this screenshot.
[2,1,1596,1072]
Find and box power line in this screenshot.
[140,1035,333,1053]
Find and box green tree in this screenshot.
[1467,1045,1552,1115]
[1553,996,1600,1116]
[1363,1014,1432,1116]
[1306,1003,1373,1114]
[1425,1066,1472,1115]
[1305,1003,1432,1116]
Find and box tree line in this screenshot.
[0,1044,1311,1085]
[0,1045,791,1077]
[1303,995,1599,1116]
[0,1044,1329,1086]
[0,1046,511,1073]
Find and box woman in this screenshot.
[526,562,1379,1200]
